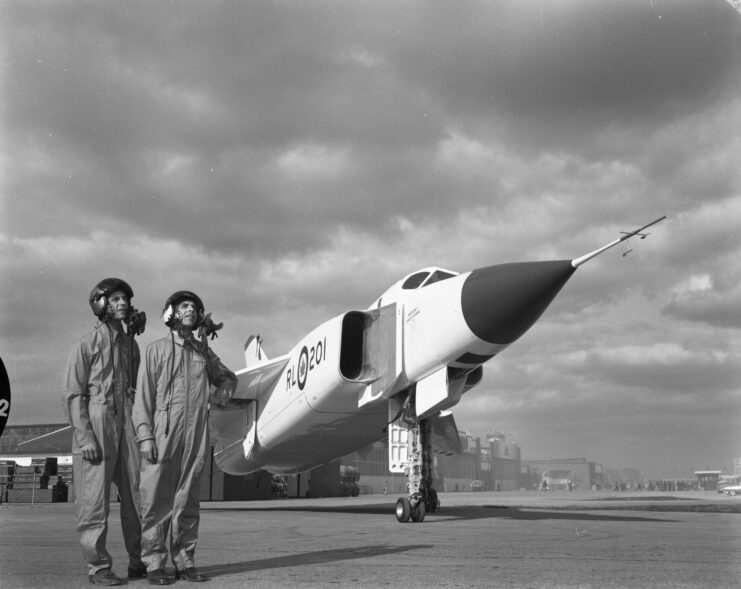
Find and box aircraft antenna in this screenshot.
[571,216,666,268]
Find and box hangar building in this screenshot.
[1,424,522,502]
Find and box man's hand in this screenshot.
[140,440,158,464]
[210,380,236,408]
[80,442,101,462]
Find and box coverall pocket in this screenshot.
[152,409,175,462]
[190,357,207,380]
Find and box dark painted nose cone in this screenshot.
[462,260,576,345]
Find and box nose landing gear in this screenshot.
[393,417,440,523]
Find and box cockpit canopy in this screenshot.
[371,267,459,308]
[400,268,458,289]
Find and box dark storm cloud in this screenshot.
[578,347,739,393]
[391,1,741,151]
[4,2,448,256]
[663,293,741,328]
[6,1,738,260]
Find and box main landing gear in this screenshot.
[394,418,440,523]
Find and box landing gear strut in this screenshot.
[393,417,440,523]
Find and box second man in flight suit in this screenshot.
[133,290,237,585]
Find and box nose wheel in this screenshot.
[395,495,427,523]
[411,498,426,522]
[395,497,412,522]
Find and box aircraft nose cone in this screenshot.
[461,260,576,345]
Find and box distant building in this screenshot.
[522,457,603,490]
[483,432,521,491]
[1,423,556,500]
[693,470,722,491]
[341,430,521,494]
[0,423,274,503]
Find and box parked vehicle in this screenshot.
[719,484,741,496]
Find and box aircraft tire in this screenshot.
[426,488,439,513]
[411,500,426,523]
[730,490,736,496]
[395,497,412,522]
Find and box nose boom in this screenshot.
[461,260,576,345]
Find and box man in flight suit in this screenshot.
[62,278,147,586]
[133,291,237,585]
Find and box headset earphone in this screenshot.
[161,290,205,328]
[89,278,135,320]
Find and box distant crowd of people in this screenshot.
[646,480,701,492]
[609,480,702,492]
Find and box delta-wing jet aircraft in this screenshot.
[211,216,666,522]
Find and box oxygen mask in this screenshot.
[197,312,224,342]
[127,307,147,336]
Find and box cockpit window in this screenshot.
[401,272,430,289]
[423,270,456,287]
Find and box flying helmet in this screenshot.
[89,278,134,320]
[162,290,205,328]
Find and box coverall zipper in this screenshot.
[183,342,191,469]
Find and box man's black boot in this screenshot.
[175,567,209,582]
[146,569,173,585]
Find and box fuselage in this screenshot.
[215,260,576,475]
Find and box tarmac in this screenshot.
[1,490,740,588]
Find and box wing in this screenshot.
[233,355,290,400]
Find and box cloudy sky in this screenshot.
[2,1,739,479]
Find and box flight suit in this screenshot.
[62,323,143,575]
[133,332,236,573]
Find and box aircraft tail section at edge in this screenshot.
[244,334,268,366]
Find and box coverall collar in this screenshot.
[99,320,125,341]
[170,330,202,353]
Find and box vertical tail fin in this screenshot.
[244,335,268,367]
